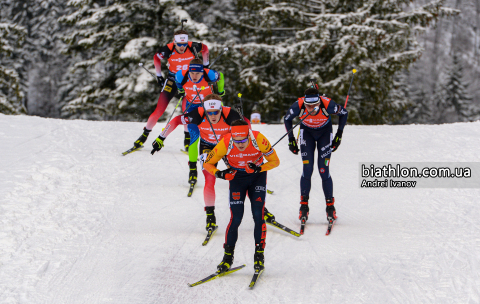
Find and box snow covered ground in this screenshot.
[1,113,480,304]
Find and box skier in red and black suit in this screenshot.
[203,120,280,273]
[132,29,209,149]
[283,87,348,225]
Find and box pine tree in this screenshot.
[0,22,26,114]
[443,52,478,121]
[198,0,449,124]
[59,0,208,121]
[0,0,72,117]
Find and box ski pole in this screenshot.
[236,93,244,117]
[344,69,356,108]
[209,47,229,68]
[138,62,156,79]
[181,19,187,30]
[164,97,183,127]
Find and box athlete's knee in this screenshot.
[251,206,265,223]
[303,163,314,176]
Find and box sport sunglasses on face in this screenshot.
[176,43,188,47]
[232,137,248,144]
[207,110,220,116]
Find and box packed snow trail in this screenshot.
[1,113,480,303]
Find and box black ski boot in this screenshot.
[134,127,151,148]
[264,207,275,224]
[217,245,235,273]
[254,244,265,271]
[188,161,197,184]
[184,131,190,152]
[326,197,337,220]
[205,206,216,231]
[299,195,309,221]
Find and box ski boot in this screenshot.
[205,206,217,231]
[184,131,190,152]
[188,161,197,184]
[217,245,235,273]
[326,197,337,221]
[133,127,151,148]
[263,207,275,224]
[254,244,265,271]
[299,195,309,221]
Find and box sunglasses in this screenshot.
[176,43,188,47]
[232,137,248,144]
[207,110,220,116]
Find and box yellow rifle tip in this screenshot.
[352,69,357,74]
[238,93,242,98]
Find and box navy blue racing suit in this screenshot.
[284,96,348,200]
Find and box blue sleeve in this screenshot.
[325,99,348,131]
[207,69,220,82]
[175,71,184,91]
[283,101,301,139]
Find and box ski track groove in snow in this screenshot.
[1,114,480,303]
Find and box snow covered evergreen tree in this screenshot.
[442,53,478,121]
[199,0,450,124]
[59,0,208,121]
[0,0,72,117]
[0,22,26,114]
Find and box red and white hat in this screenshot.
[206,99,222,111]
[174,34,188,43]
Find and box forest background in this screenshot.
[1,0,479,124]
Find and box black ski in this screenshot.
[202,226,218,246]
[266,220,300,237]
[300,218,306,235]
[188,265,246,287]
[122,146,143,156]
[187,181,196,197]
[248,268,264,288]
[326,218,336,235]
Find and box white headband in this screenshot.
[205,99,222,111]
[174,34,188,43]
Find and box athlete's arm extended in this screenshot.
[326,99,348,131]
[283,101,301,138]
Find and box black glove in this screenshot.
[288,137,299,155]
[246,162,261,174]
[332,130,343,152]
[156,76,165,87]
[177,88,185,98]
[215,168,237,181]
[151,136,165,155]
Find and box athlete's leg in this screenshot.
[316,124,333,199]
[145,77,177,130]
[299,127,317,198]
[225,174,249,247]
[248,171,267,248]
[187,125,200,163]
[200,142,216,207]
